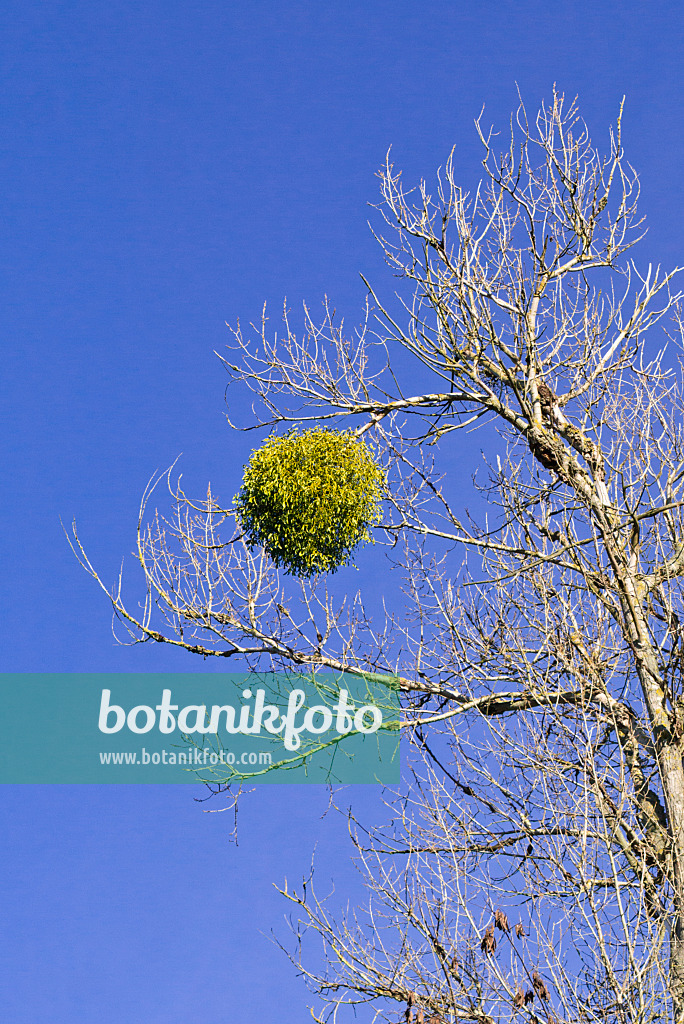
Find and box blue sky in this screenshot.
[2,2,684,1021]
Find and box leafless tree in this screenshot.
[72,89,684,1024]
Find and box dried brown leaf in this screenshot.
[494,909,510,932]
[480,924,497,955]
[532,972,550,1001]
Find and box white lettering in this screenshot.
[127,704,156,734]
[354,705,382,733]
[207,704,239,733]
[303,705,333,734]
[335,689,355,734]
[281,689,307,750]
[177,705,212,733]
[156,690,178,733]
[98,690,125,733]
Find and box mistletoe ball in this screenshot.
[235,428,385,577]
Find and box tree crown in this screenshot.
[71,90,684,1024]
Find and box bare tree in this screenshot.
[72,89,684,1023]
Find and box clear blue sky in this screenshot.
[2,2,683,1020]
